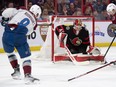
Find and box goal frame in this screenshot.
[51,16,95,62]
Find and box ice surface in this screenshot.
[0,47,116,87]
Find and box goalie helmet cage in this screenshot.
[40,16,95,62]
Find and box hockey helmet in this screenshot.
[74,19,82,26]
[29,4,42,18]
[73,19,82,30]
[106,3,116,15]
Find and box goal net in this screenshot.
[38,16,95,62]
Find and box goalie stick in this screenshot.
[58,33,78,65]
[68,36,116,81]
[63,34,89,65]
[64,46,79,65]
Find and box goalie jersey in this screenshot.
[55,25,90,54]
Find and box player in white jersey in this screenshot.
[1,5,41,84]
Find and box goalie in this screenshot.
[55,19,104,62]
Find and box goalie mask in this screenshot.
[29,4,42,18]
[106,3,116,15]
[73,19,82,30]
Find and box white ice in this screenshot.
[0,47,116,87]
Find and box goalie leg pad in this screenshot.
[90,55,104,62]
[73,54,104,62]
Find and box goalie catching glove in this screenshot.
[58,33,68,48]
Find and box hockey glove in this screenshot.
[71,37,82,46]
[86,46,101,56]
[58,33,68,48]
[1,17,9,26]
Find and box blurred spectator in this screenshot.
[43,0,54,15]
[59,5,68,15]
[8,2,14,8]
[85,6,93,16]
[40,8,49,20]
[69,0,75,3]
[67,3,77,15]
[73,9,83,16]
[27,1,33,10]
[32,0,45,5]
[83,2,94,16]
[73,0,81,9]
[102,0,108,11]
[58,0,69,15]
[101,10,110,20]
[32,0,45,9]
[93,0,103,13]
[37,0,45,6]
[93,10,102,20]
[110,0,116,4]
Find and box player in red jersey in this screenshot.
[106,3,116,24]
[105,3,116,64]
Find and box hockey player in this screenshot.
[105,3,116,63]
[55,19,90,54]
[55,19,104,62]
[106,3,116,24]
[1,5,41,83]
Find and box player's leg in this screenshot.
[16,42,39,83]
[2,32,21,79]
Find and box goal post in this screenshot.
[39,16,95,62]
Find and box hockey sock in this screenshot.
[8,54,19,69]
[23,60,31,75]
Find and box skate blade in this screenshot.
[12,76,21,80]
[25,79,40,85]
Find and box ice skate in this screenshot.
[24,73,40,84]
[11,65,21,80]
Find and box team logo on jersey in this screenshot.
[66,26,70,30]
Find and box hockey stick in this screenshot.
[64,46,79,65]
[59,33,78,65]
[59,33,89,65]
[68,60,116,81]
[103,36,116,60]
[68,36,116,81]
[37,16,57,26]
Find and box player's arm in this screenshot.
[1,8,18,26]
[55,25,67,48]
[81,29,90,45]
